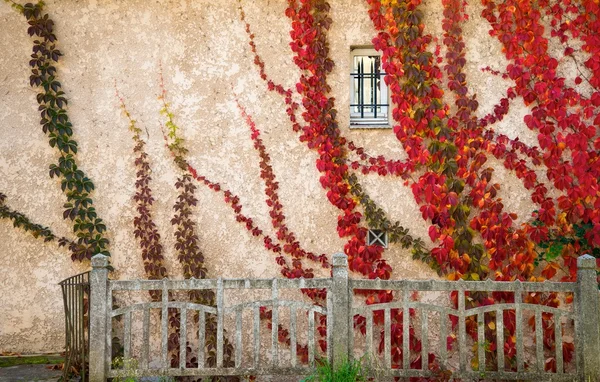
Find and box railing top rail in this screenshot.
[107,276,578,293]
[59,270,90,286]
[108,277,332,291]
[350,278,577,292]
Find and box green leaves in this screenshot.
[23,3,109,261]
[0,192,61,243]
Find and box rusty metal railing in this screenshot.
[60,271,90,382]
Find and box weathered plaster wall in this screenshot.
[0,0,535,353]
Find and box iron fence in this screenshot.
[60,271,90,382]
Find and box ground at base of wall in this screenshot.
[0,355,63,382]
[0,364,62,381]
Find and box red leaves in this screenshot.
[246,0,595,372]
[527,224,549,244]
[541,262,559,280]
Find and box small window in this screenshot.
[367,229,388,248]
[350,48,389,127]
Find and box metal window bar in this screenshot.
[359,60,363,118]
[350,72,389,117]
[371,57,376,119]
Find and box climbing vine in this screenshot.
[6,1,110,262]
[0,192,66,244]
[362,0,600,373]
[116,89,167,284]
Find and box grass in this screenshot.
[301,357,368,382]
[0,354,63,368]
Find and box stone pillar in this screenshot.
[89,254,109,382]
[331,252,350,370]
[577,254,600,381]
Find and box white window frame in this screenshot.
[349,47,390,128]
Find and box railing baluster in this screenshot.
[574,296,582,376]
[421,309,428,371]
[79,280,86,382]
[78,282,84,379]
[142,308,150,369]
[74,282,79,364]
[253,306,260,369]
[217,278,224,368]
[515,284,524,373]
[124,311,132,359]
[384,308,391,369]
[61,281,70,378]
[180,308,187,369]
[79,282,84,362]
[458,285,466,372]
[235,309,242,368]
[308,309,315,368]
[496,308,504,372]
[366,310,373,369]
[477,312,485,372]
[161,280,168,369]
[271,279,279,367]
[535,310,543,371]
[346,307,353,363]
[106,283,113,373]
[403,287,409,370]
[290,306,297,367]
[198,311,205,369]
[555,312,563,373]
[440,312,447,368]
[69,282,75,359]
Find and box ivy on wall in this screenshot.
[365,0,599,372]
[1,1,110,262]
[0,192,69,244]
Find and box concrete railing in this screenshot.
[89,253,600,381]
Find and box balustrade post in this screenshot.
[576,254,600,381]
[89,254,109,382]
[332,253,350,370]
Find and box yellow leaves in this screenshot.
[449,249,459,260]
[462,253,471,264]
[471,356,479,370]
[488,321,496,330]
[565,293,574,304]
[526,241,535,252]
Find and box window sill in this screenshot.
[349,124,392,129]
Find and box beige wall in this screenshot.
[0,0,544,353]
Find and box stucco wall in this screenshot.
[0,0,539,353]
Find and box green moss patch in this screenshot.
[0,355,63,368]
